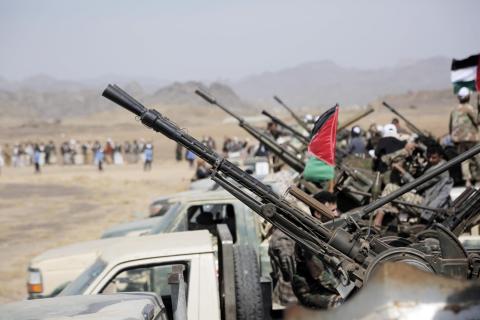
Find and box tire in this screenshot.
[233,245,264,320]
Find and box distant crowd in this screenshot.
[0,139,155,173]
[0,135,253,176]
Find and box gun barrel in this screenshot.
[273,95,284,106]
[360,143,480,217]
[337,106,374,131]
[195,89,242,122]
[261,110,309,144]
[102,84,146,116]
[382,101,424,136]
[273,95,310,131]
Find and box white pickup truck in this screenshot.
[57,228,268,320]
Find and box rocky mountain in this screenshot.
[147,81,250,110]
[0,56,458,120]
[232,56,452,108]
[0,80,250,120]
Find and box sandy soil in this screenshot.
[0,162,195,303]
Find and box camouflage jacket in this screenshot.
[449,103,479,142]
[291,245,343,309]
[268,229,298,306]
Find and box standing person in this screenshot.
[3,144,11,166]
[83,141,92,165]
[46,140,57,165]
[44,142,51,165]
[39,143,46,166]
[33,145,41,174]
[104,139,114,164]
[80,142,88,165]
[12,144,20,167]
[143,143,153,171]
[138,139,146,164]
[60,141,70,165]
[93,141,104,171]
[449,87,479,187]
[185,149,196,168]
[70,139,78,165]
[124,141,132,164]
[113,143,123,165]
[131,140,139,163]
[346,126,366,156]
[25,142,34,165]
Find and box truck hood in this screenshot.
[101,216,163,239]
[30,238,120,271]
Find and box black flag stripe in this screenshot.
[451,54,479,71]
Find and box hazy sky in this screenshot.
[1,0,479,82]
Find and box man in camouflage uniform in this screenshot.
[374,145,452,227]
[449,87,479,187]
[292,246,343,309]
[291,192,343,309]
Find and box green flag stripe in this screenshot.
[453,80,476,94]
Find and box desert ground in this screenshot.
[0,99,455,303]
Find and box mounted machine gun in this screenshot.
[103,84,480,299]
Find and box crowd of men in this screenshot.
[0,139,155,173]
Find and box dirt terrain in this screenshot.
[0,92,457,303]
[0,162,194,303]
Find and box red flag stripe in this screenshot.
[307,106,339,166]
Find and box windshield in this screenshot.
[150,202,182,234]
[60,258,108,296]
[150,199,175,217]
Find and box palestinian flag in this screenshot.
[451,54,480,94]
[307,104,339,166]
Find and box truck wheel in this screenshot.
[233,245,264,320]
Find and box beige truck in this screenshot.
[58,228,267,320]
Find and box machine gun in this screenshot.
[261,110,309,145]
[195,89,306,174]
[339,175,480,239]
[103,84,480,298]
[441,188,480,236]
[273,95,310,131]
